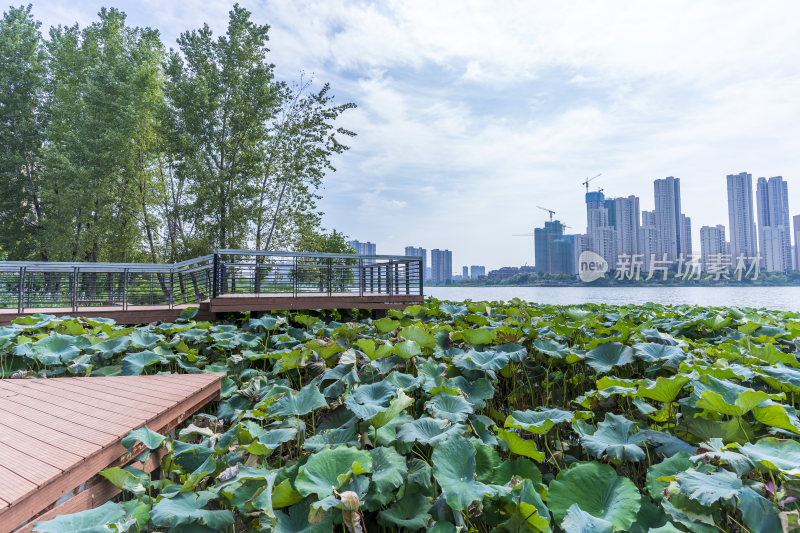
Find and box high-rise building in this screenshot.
[639,224,659,272]
[348,240,377,264]
[591,226,617,269]
[431,249,452,284]
[404,246,427,280]
[462,266,469,279]
[700,225,727,272]
[535,220,566,274]
[573,234,594,275]
[585,191,616,269]
[613,196,640,256]
[653,177,683,261]
[680,215,693,256]
[762,226,787,272]
[551,236,575,275]
[727,172,758,261]
[470,265,486,279]
[794,215,800,272]
[756,176,791,272]
[642,210,656,227]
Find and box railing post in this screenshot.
[359,258,364,297]
[328,257,332,296]
[169,270,174,309]
[18,266,25,314]
[293,256,298,298]
[71,267,78,312]
[212,253,219,299]
[419,258,424,296]
[123,268,129,310]
[405,262,410,295]
[394,262,399,295]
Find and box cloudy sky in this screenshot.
[29,1,800,270]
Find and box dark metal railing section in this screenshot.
[0,250,423,312]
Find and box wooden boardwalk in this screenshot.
[0,293,425,326]
[0,373,224,533]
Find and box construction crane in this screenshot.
[536,205,556,222]
[581,173,601,193]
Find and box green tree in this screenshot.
[40,8,165,261]
[0,5,46,259]
[163,4,277,255]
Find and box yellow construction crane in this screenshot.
[581,173,602,193]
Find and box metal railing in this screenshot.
[0,251,423,312]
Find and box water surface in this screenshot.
[424,286,800,312]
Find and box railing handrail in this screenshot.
[214,249,418,261]
[0,250,422,270]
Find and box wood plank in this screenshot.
[0,389,133,434]
[0,381,145,427]
[0,424,83,468]
[0,444,61,487]
[0,464,37,505]
[28,378,168,413]
[15,448,167,533]
[48,377,176,409]
[0,375,223,533]
[0,402,120,446]
[0,410,99,457]
[0,380,159,422]
[72,375,194,402]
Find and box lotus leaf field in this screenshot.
[4,299,800,532]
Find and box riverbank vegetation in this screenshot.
[437,270,800,287]
[3,299,800,531]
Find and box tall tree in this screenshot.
[255,76,356,252]
[164,4,277,254]
[0,5,46,259]
[41,8,165,261]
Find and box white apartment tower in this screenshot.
[795,215,800,272]
[680,215,692,256]
[653,177,683,261]
[700,225,727,272]
[430,249,452,284]
[614,195,641,256]
[756,176,791,272]
[726,172,758,260]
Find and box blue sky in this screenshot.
[30,0,800,270]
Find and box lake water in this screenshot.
[424,286,800,312]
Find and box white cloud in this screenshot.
[25,0,800,269]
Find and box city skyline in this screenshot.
[361,171,800,276]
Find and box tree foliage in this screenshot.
[0,3,354,262]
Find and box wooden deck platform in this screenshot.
[0,373,224,533]
[0,292,424,326]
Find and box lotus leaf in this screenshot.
[546,462,641,530]
[432,435,506,510]
[378,492,432,530]
[504,408,573,434]
[676,468,742,505]
[578,413,646,462]
[344,381,396,420]
[425,392,473,422]
[268,384,327,418]
[294,446,372,498]
[561,504,614,533]
[150,491,234,529]
[738,437,800,474]
[584,342,634,374]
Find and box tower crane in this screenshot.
[536,206,556,222]
[581,173,602,193]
